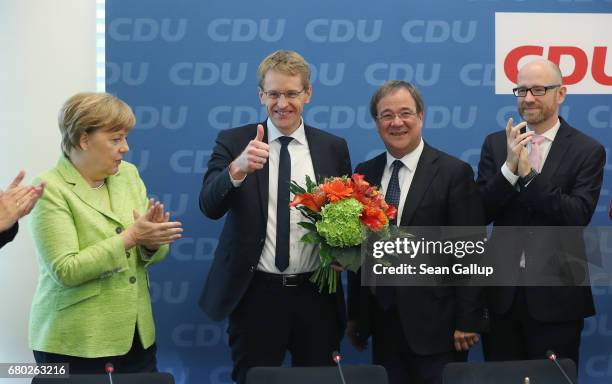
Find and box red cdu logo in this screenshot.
[504,46,611,86]
[495,13,612,94]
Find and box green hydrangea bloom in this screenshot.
[316,198,364,247]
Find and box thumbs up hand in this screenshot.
[230,124,270,180]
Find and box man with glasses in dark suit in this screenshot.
[199,50,351,384]
[477,59,605,366]
[347,80,487,384]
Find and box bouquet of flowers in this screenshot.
[289,174,397,293]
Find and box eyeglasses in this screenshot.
[262,89,306,100]
[377,110,418,123]
[512,84,560,97]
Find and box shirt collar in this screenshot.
[385,138,424,173]
[266,118,307,145]
[528,118,560,142]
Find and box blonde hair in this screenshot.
[58,92,135,156]
[257,50,311,90]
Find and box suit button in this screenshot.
[129,276,136,284]
[259,238,265,245]
[115,227,123,234]
[126,251,131,258]
[249,266,255,272]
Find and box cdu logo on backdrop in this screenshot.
[108,18,188,42]
[304,19,383,43]
[207,19,286,42]
[495,12,612,94]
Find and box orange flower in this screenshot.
[352,190,369,207]
[290,193,320,212]
[311,190,328,208]
[321,178,353,202]
[361,206,388,231]
[385,204,398,221]
[351,173,370,193]
[289,190,328,212]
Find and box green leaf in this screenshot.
[298,222,317,231]
[332,246,362,272]
[301,231,322,244]
[319,244,334,266]
[296,206,321,221]
[290,181,307,195]
[305,175,317,192]
[390,226,415,239]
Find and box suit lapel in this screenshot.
[400,143,439,226]
[304,126,327,182]
[362,153,386,188]
[56,156,123,225]
[255,122,270,222]
[539,119,571,179]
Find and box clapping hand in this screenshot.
[504,118,532,175]
[121,199,183,250]
[0,171,46,232]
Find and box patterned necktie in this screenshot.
[275,136,293,272]
[529,135,546,172]
[376,159,404,310]
[386,160,403,225]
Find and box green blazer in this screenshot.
[29,156,168,357]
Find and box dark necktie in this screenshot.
[377,159,403,309]
[386,160,403,225]
[275,136,293,272]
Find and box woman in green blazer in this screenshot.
[29,93,183,373]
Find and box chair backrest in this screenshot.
[31,372,175,384]
[246,365,388,384]
[442,359,576,384]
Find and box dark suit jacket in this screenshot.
[0,222,18,249]
[348,143,488,355]
[199,122,352,324]
[476,117,605,321]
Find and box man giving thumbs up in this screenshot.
[198,50,352,384]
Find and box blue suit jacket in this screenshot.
[198,122,352,328]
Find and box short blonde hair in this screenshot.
[257,50,311,90]
[58,92,135,156]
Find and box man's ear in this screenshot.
[556,86,567,105]
[303,85,313,104]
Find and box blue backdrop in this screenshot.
[105,1,611,383]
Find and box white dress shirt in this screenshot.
[380,139,425,225]
[253,118,319,274]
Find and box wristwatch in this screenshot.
[518,168,538,189]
